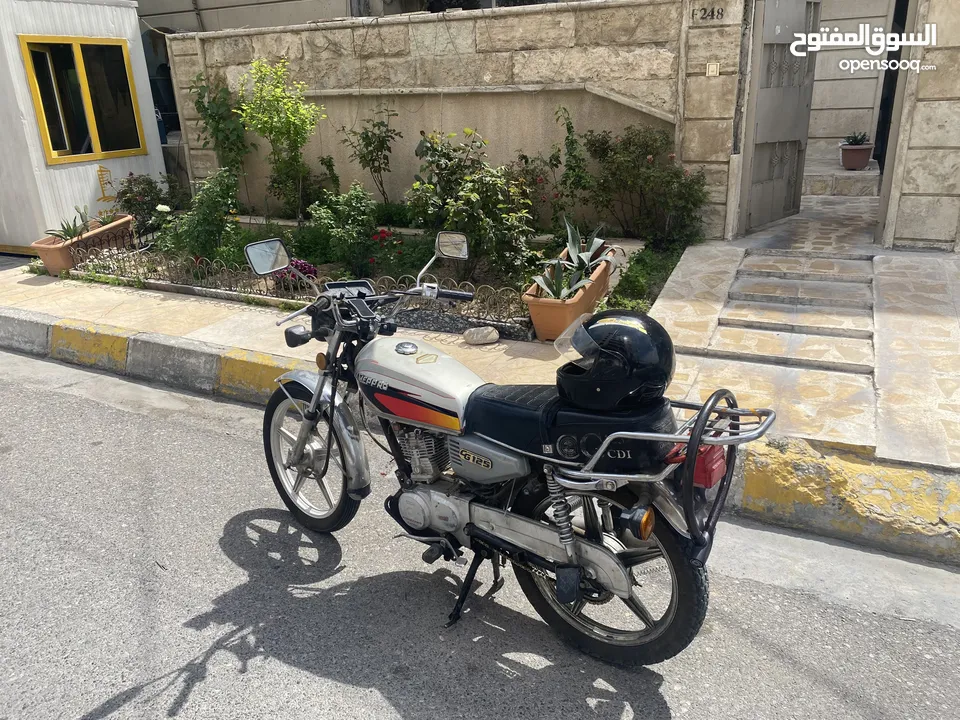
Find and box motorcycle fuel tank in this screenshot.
[355,337,487,434]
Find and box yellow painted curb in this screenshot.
[217,348,314,403]
[50,319,135,373]
[740,438,960,564]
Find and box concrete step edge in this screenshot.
[677,343,874,375]
[744,248,877,261]
[717,315,874,341]
[737,268,874,284]
[729,290,874,310]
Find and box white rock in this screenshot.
[463,326,500,345]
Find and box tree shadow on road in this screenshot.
[80,508,671,720]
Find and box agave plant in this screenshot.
[531,219,611,300]
[45,216,88,242]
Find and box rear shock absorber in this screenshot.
[544,467,577,564]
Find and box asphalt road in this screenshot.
[1,350,958,720]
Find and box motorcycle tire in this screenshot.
[511,484,708,667]
[263,383,361,533]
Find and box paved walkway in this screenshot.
[651,196,960,469]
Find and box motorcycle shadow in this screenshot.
[82,508,672,720]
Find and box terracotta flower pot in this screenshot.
[31,214,135,276]
[840,143,874,171]
[523,247,616,342]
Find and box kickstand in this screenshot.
[485,553,505,597]
[445,551,485,628]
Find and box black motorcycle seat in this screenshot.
[463,384,677,471]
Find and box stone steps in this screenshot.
[719,301,874,340]
[802,159,881,198]
[746,248,876,261]
[679,326,875,374]
[729,276,874,309]
[738,255,874,284]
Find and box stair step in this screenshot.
[679,327,875,374]
[746,248,876,261]
[729,277,873,309]
[738,255,873,283]
[892,239,956,252]
[719,301,873,340]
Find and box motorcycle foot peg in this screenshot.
[554,564,582,605]
[422,543,443,565]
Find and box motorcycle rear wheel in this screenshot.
[511,485,708,667]
[263,383,361,533]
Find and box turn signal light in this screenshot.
[316,353,327,371]
[639,506,656,541]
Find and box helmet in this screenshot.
[555,310,675,411]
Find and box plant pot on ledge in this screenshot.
[523,247,616,342]
[31,214,135,276]
[839,132,874,171]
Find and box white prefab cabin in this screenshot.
[0,0,164,253]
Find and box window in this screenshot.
[19,36,146,165]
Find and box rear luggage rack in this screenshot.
[553,389,776,550]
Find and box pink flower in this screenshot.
[369,257,376,263]
[646,155,654,164]
[668,153,676,161]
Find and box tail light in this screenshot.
[665,444,727,489]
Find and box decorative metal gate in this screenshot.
[740,0,820,232]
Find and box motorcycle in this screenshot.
[244,233,775,667]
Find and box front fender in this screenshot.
[278,370,372,500]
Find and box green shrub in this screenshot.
[288,223,333,267]
[114,173,189,233]
[237,59,325,219]
[190,74,252,174]
[406,129,536,282]
[581,125,707,248]
[154,168,241,259]
[373,201,414,228]
[306,183,377,277]
[340,105,402,203]
[608,245,686,313]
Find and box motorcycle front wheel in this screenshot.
[263,383,361,533]
[511,485,708,667]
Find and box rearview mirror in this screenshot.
[436,231,469,260]
[245,238,290,275]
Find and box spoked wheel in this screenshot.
[263,384,360,533]
[512,486,708,667]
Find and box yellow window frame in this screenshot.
[18,35,148,166]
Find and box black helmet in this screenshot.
[555,310,675,411]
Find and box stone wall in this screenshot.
[808,0,895,161]
[167,0,747,239]
[883,0,960,251]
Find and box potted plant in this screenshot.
[31,205,134,276]
[840,132,874,171]
[523,220,618,341]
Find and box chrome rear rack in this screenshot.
[552,389,776,549]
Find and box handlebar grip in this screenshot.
[437,288,474,302]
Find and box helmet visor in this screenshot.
[554,314,602,369]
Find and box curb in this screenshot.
[0,306,314,405]
[1,306,958,565]
[729,437,960,567]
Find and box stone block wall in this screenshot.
[167,0,747,240]
[884,0,960,251]
[808,0,895,161]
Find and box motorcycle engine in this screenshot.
[394,425,450,482]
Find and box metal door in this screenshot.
[739,1,820,232]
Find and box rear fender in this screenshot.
[278,370,372,500]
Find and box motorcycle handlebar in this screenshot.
[436,288,475,302]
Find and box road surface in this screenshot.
[0,350,958,720]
